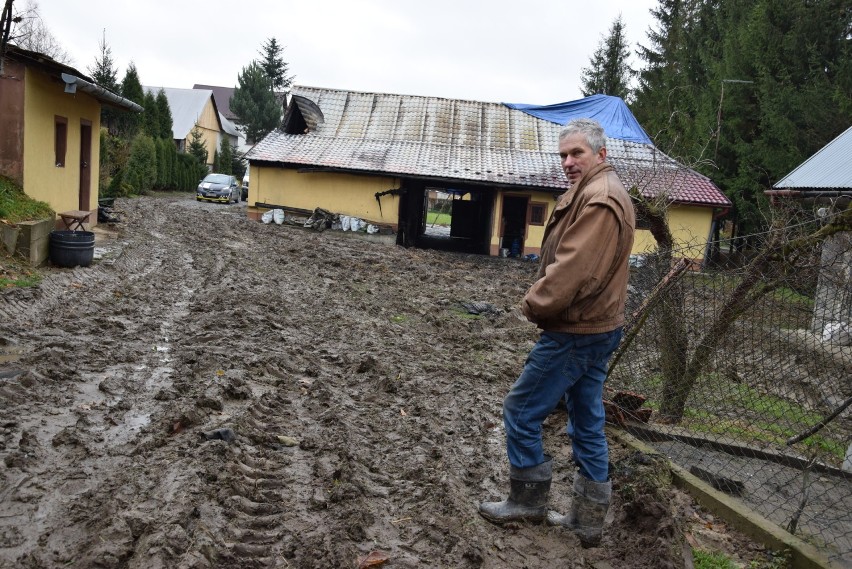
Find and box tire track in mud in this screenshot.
[3,195,724,568]
[0,198,247,567]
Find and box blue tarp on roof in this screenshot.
[503,94,652,145]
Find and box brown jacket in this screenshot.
[521,162,635,334]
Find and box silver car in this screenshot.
[196,173,240,203]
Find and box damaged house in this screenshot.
[245,86,731,262]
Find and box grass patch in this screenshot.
[450,307,482,320]
[693,549,739,569]
[426,211,451,225]
[0,254,42,288]
[642,374,846,462]
[0,175,54,224]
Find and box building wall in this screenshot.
[22,68,101,215]
[633,204,714,262]
[197,98,220,169]
[0,59,26,184]
[251,166,400,225]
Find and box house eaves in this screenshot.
[248,85,731,208]
[4,45,142,113]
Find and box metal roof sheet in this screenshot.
[144,86,219,139]
[774,125,852,190]
[249,86,730,207]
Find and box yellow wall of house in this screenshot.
[189,98,220,168]
[490,189,556,254]
[253,167,400,223]
[633,204,714,261]
[22,69,101,214]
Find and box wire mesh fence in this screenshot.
[608,204,852,566]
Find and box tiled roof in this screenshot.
[248,86,731,208]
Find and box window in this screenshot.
[528,202,547,226]
[54,116,67,167]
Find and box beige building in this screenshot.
[0,45,141,225]
[143,86,236,170]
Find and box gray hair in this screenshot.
[559,118,606,153]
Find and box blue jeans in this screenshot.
[503,329,622,482]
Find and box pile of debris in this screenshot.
[261,207,393,236]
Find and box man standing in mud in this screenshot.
[479,118,635,547]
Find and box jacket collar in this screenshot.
[555,162,614,210]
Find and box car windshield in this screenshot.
[203,174,231,184]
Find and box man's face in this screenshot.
[558,133,607,185]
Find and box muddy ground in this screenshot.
[1,195,777,568]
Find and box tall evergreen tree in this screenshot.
[187,126,208,167]
[230,143,245,179]
[711,0,851,233]
[87,29,120,132]
[231,61,281,144]
[155,88,173,140]
[141,90,160,138]
[631,0,851,235]
[87,29,117,90]
[632,1,696,154]
[117,62,144,137]
[580,15,635,100]
[258,37,293,92]
[217,136,233,175]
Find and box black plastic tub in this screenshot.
[49,230,95,268]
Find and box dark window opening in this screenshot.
[55,116,68,167]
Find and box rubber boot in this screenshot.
[547,472,611,547]
[479,458,552,524]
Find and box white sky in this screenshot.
[30,0,658,104]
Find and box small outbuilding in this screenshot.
[246,86,730,261]
[0,45,142,226]
[769,125,852,338]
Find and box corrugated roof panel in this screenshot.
[144,86,213,139]
[774,125,852,189]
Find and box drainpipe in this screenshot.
[61,73,143,113]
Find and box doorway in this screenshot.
[500,195,529,257]
[78,120,92,211]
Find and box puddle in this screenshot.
[0,347,22,364]
[124,412,151,431]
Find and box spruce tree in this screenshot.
[258,37,293,92]
[118,62,145,138]
[155,89,173,140]
[230,143,245,179]
[580,15,635,100]
[218,136,233,175]
[88,29,120,132]
[231,61,281,144]
[141,90,160,138]
[630,0,710,160]
[187,126,208,167]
